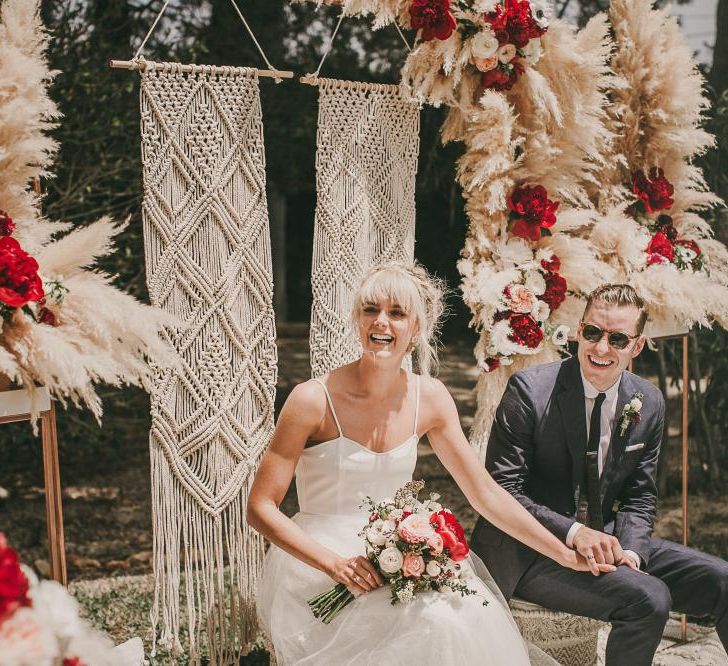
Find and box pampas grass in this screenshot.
[0,0,176,422]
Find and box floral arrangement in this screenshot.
[0,533,129,665]
[625,169,705,273]
[308,481,479,623]
[618,392,643,436]
[0,0,175,421]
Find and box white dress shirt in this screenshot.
[565,370,641,567]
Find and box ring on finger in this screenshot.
[586,554,595,560]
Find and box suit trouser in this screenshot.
[514,538,728,666]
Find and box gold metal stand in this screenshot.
[0,390,67,585]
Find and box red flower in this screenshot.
[0,533,31,624]
[508,184,559,241]
[631,168,674,214]
[675,238,701,256]
[409,0,456,41]
[508,313,544,348]
[0,236,44,309]
[63,659,86,666]
[504,0,546,47]
[0,211,14,237]
[482,59,525,91]
[541,272,567,311]
[646,231,675,262]
[38,306,57,326]
[430,511,469,561]
[540,254,561,273]
[484,357,501,372]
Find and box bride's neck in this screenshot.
[353,354,404,397]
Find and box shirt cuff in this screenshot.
[623,549,641,568]
[565,522,584,548]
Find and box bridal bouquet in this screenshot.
[308,481,481,624]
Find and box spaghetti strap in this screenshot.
[312,377,343,437]
[413,375,420,437]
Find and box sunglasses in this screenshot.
[579,322,640,350]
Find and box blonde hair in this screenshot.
[584,284,648,334]
[351,262,448,376]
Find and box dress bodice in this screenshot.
[295,377,419,516]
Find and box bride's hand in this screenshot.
[561,548,617,576]
[328,555,384,594]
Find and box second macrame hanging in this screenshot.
[138,61,277,664]
[309,77,420,376]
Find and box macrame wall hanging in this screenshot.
[304,15,421,376]
[111,3,292,663]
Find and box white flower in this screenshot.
[551,325,569,346]
[366,523,388,547]
[398,513,436,543]
[0,607,59,666]
[471,0,499,12]
[426,560,442,577]
[630,398,643,411]
[471,29,499,59]
[524,270,546,296]
[32,581,83,641]
[385,538,397,549]
[533,299,551,322]
[675,245,697,262]
[521,38,542,65]
[378,547,404,574]
[497,43,517,64]
[395,581,415,604]
[530,0,551,29]
[427,501,442,512]
[388,508,404,521]
[381,519,396,534]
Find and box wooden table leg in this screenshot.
[41,401,67,586]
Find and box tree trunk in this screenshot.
[711,0,728,98]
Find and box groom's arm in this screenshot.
[486,372,574,542]
[614,394,665,566]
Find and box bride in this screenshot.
[248,262,612,665]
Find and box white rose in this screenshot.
[524,271,546,296]
[533,299,551,323]
[630,398,643,411]
[471,30,499,60]
[378,547,404,574]
[388,508,404,521]
[522,38,542,65]
[497,43,517,64]
[426,560,442,577]
[381,520,396,534]
[366,525,387,547]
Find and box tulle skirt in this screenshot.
[257,512,553,666]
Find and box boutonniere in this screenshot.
[619,392,644,436]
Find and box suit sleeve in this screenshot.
[614,393,664,565]
[486,373,575,542]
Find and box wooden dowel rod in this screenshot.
[41,403,67,586]
[108,59,294,79]
[299,75,404,93]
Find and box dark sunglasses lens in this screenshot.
[607,332,630,349]
[582,324,603,343]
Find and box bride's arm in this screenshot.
[423,379,613,575]
[247,381,382,592]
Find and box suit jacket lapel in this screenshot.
[555,357,587,494]
[600,373,634,502]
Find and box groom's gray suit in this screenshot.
[471,356,728,665]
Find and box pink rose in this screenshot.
[497,43,517,63]
[505,284,536,314]
[427,532,444,554]
[472,54,498,72]
[397,514,435,544]
[401,553,426,578]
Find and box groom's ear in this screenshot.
[631,335,646,358]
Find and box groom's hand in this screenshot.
[573,526,624,573]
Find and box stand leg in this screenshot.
[41,402,66,586]
[681,334,689,641]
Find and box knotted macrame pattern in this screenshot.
[309,79,419,376]
[138,60,277,664]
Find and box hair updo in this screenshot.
[351,262,448,376]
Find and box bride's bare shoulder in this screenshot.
[416,375,457,415]
[283,379,328,426]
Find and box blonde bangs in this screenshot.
[354,267,423,319]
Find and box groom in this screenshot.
[471,284,728,665]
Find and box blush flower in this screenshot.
[401,553,426,578]
[397,513,435,544]
[427,531,444,554]
[505,284,536,314]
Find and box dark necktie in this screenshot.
[583,392,606,530]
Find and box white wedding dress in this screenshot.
[257,376,557,665]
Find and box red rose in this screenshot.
[430,511,469,562]
[38,306,57,326]
[675,238,701,256]
[0,534,31,623]
[540,272,567,311]
[508,313,544,348]
[0,211,14,237]
[646,231,674,261]
[0,237,44,309]
[63,659,86,666]
[631,168,674,214]
[482,59,524,91]
[484,4,508,32]
[484,357,501,372]
[540,254,561,273]
[508,184,559,241]
[504,0,545,47]
[409,0,456,41]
